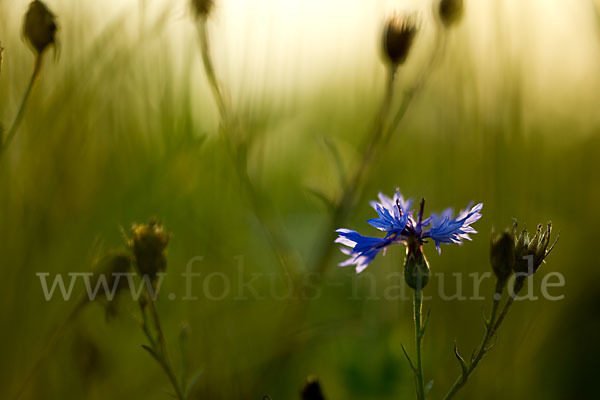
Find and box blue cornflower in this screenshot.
[335,189,483,274]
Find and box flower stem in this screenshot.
[312,65,398,278]
[197,18,227,123]
[413,286,426,400]
[1,54,43,156]
[195,17,302,282]
[311,31,448,280]
[442,282,517,400]
[140,296,186,400]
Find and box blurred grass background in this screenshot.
[1,0,599,398]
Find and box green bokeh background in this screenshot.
[1,0,599,399]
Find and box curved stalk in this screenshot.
[195,17,302,281]
[140,295,186,400]
[1,54,43,156]
[311,29,448,280]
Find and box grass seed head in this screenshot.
[23,0,58,55]
[382,12,418,66]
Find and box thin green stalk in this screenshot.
[311,31,448,280]
[197,18,227,123]
[311,65,398,278]
[1,54,43,156]
[140,296,186,400]
[195,16,303,281]
[414,287,426,400]
[383,27,446,145]
[442,283,516,400]
[260,67,400,375]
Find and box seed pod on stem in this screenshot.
[438,0,464,28]
[191,0,214,20]
[23,0,58,56]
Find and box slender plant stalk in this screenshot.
[442,283,517,400]
[311,31,448,280]
[140,295,186,400]
[382,28,446,145]
[1,55,43,156]
[195,17,302,281]
[197,18,227,122]
[269,36,446,372]
[311,65,398,278]
[413,286,426,400]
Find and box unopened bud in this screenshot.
[438,0,464,28]
[301,376,326,400]
[490,229,515,284]
[191,0,214,19]
[404,239,430,290]
[130,218,170,280]
[93,249,132,296]
[382,12,418,66]
[23,1,58,55]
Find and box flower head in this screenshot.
[382,12,418,66]
[336,189,482,274]
[129,218,170,279]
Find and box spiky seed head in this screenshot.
[513,221,558,277]
[191,0,214,19]
[490,229,515,283]
[382,12,418,66]
[130,218,170,279]
[439,0,464,28]
[23,1,58,55]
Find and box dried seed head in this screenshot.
[191,0,214,19]
[512,221,558,277]
[382,12,418,66]
[300,376,326,400]
[130,218,170,279]
[489,229,515,283]
[23,1,58,55]
[438,0,464,28]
